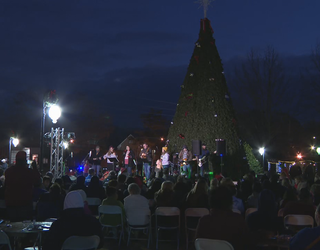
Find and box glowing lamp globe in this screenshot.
[12,138,19,147]
[48,104,61,124]
[63,142,69,149]
[259,147,265,156]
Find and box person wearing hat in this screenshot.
[178,146,193,178]
[43,191,103,250]
[161,147,171,173]
[4,151,41,221]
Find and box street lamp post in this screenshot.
[259,147,265,171]
[8,137,19,165]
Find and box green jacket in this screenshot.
[100,197,126,226]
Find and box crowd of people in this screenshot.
[1,150,320,249]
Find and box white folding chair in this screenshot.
[0,230,12,250]
[126,209,152,248]
[185,208,209,250]
[284,214,314,231]
[61,235,100,250]
[195,238,234,250]
[87,198,101,206]
[98,205,124,246]
[245,208,257,219]
[155,207,180,250]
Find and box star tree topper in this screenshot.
[195,0,214,18]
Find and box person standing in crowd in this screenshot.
[161,147,171,174]
[139,143,152,180]
[178,146,192,178]
[5,151,41,221]
[195,186,250,250]
[199,143,210,177]
[90,145,102,177]
[103,146,118,172]
[123,146,135,177]
[43,191,103,250]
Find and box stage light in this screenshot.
[297,153,302,159]
[48,104,61,124]
[160,137,164,141]
[311,146,316,150]
[317,147,320,155]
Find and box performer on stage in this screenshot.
[90,145,102,176]
[178,145,193,178]
[161,147,171,174]
[103,146,118,171]
[139,143,152,180]
[123,146,135,176]
[199,143,210,177]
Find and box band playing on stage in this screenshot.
[83,142,211,180]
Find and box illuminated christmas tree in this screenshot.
[167,15,246,177]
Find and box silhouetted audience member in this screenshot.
[220,178,244,213]
[195,186,250,250]
[87,176,106,201]
[33,178,47,202]
[43,191,103,250]
[246,189,279,232]
[290,204,320,249]
[154,181,176,207]
[54,178,66,196]
[185,178,209,208]
[247,182,262,208]
[5,151,40,221]
[279,188,297,209]
[282,188,315,218]
[69,176,88,195]
[37,183,64,220]
[43,176,52,191]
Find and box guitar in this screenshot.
[198,156,207,168]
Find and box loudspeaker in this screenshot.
[192,140,202,156]
[216,139,226,156]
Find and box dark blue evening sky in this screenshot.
[1,0,320,127]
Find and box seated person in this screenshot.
[220,178,245,213]
[43,176,52,191]
[87,176,106,201]
[85,168,95,186]
[100,186,126,226]
[185,178,209,209]
[195,186,250,250]
[43,191,103,250]
[154,181,176,207]
[124,183,150,226]
[37,184,64,220]
[69,176,88,194]
[290,204,320,249]
[246,182,262,208]
[283,188,315,218]
[246,189,279,232]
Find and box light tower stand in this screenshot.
[50,127,64,180]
